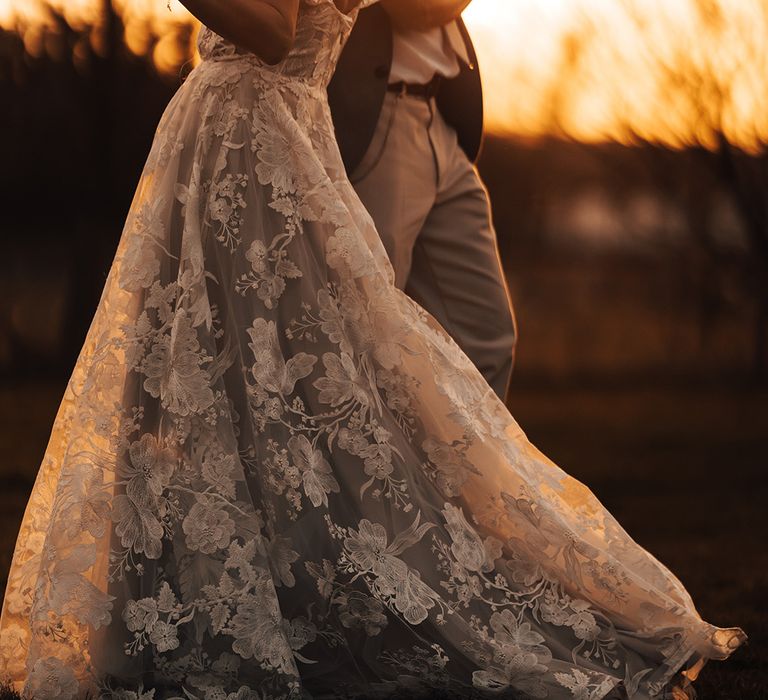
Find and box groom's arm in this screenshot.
[381,0,472,31]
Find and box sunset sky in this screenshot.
[1,0,767,152]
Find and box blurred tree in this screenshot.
[0,2,179,374]
[618,0,768,378]
[542,0,768,378]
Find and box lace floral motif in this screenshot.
[0,0,744,698]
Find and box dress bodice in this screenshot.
[196,0,357,87]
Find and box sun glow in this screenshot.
[1,0,767,152]
[464,0,768,152]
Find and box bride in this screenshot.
[0,1,745,698]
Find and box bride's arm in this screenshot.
[179,0,300,64]
[381,0,471,31]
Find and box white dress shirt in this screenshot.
[389,21,469,84]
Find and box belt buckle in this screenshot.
[425,81,434,99]
[427,75,442,99]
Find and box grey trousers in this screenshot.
[349,91,517,401]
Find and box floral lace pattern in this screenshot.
[0,1,744,698]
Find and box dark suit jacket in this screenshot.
[328,6,484,174]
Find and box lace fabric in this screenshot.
[0,1,745,698]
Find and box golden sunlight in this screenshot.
[1,0,766,151]
[464,0,768,152]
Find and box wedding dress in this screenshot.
[0,1,745,698]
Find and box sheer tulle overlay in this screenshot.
[0,1,744,698]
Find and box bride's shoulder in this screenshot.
[196,25,238,59]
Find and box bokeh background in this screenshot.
[0,0,766,695]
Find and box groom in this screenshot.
[328,0,517,401]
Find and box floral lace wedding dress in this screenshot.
[0,1,745,698]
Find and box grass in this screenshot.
[0,380,765,698]
[506,383,767,699]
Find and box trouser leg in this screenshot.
[349,93,436,289]
[350,93,517,401]
[404,101,517,401]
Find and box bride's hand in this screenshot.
[180,0,300,64]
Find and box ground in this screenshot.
[0,380,765,698]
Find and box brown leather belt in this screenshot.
[387,76,443,100]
